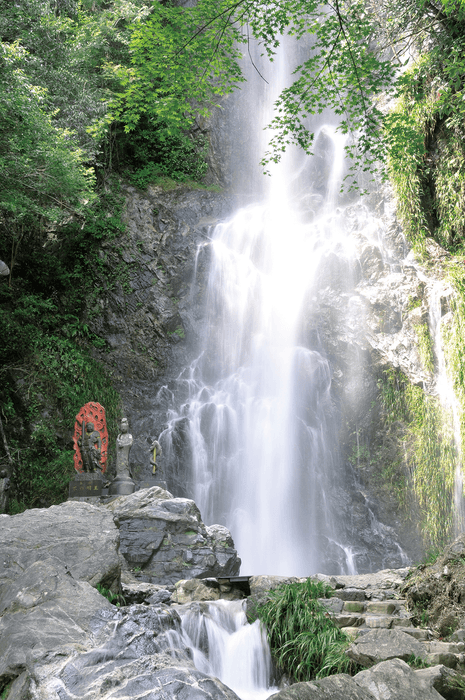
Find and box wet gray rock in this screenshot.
[93,185,232,383]
[0,558,113,680]
[347,628,428,667]
[329,569,411,593]
[105,487,241,584]
[414,664,465,700]
[120,578,174,605]
[249,575,304,600]
[0,501,120,599]
[27,604,240,700]
[268,674,377,700]
[354,658,444,699]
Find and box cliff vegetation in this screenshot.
[2,0,465,542]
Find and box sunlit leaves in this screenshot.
[110,0,398,190]
[107,0,248,134]
[0,41,95,230]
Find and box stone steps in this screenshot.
[317,569,465,670]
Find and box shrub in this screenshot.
[251,579,360,682]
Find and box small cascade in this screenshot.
[179,600,277,700]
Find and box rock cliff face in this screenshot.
[89,184,233,478]
[92,176,457,564]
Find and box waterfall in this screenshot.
[162,37,409,575]
[179,600,277,700]
[164,127,367,575]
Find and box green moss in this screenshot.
[0,682,12,700]
[442,265,465,458]
[168,326,185,339]
[414,321,435,373]
[379,369,455,548]
[385,63,433,256]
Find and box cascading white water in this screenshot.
[162,38,409,575]
[165,127,364,575]
[179,600,277,700]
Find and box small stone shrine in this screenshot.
[70,402,108,498]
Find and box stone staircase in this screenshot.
[316,569,465,670]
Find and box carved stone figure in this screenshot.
[150,438,162,475]
[73,403,108,474]
[110,418,135,495]
[115,418,133,479]
[79,422,102,473]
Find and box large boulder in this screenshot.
[105,487,241,584]
[414,664,465,700]
[354,658,444,699]
[346,628,428,667]
[268,674,376,700]
[171,578,221,603]
[0,558,114,681]
[0,501,120,598]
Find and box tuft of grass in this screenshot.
[96,584,126,607]
[405,654,430,669]
[448,674,465,693]
[422,548,441,566]
[0,682,12,700]
[252,578,360,682]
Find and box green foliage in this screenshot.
[107,0,396,189]
[168,326,185,339]
[4,0,465,200]
[1,0,205,192]
[378,369,455,547]
[414,322,435,373]
[448,674,465,694]
[421,547,442,565]
[122,118,208,189]
[104,0,245,136]
[442,264,465,457]
[385,77,431,256]
[405,653,431,669]
[386,29,465,251]
[101,0,465,195]
[96,584,126,606]
[0,681,12,700]
[0,41,96,278]
[252,579,360,682]
[0,187,123,511]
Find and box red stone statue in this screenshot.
[73,402,108,474]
